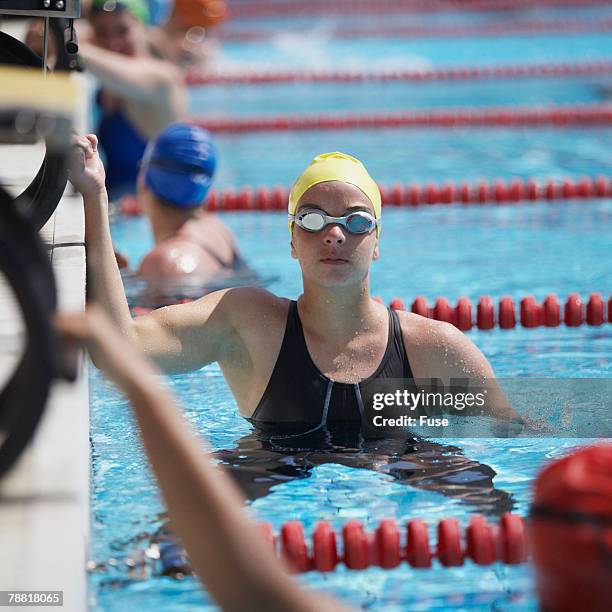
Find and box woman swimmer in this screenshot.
[56,306,346,611]
[70,134,522,513]
[80,0,187,198]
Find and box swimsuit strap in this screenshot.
[292,300,411,384]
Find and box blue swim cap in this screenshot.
[142,123,216,208]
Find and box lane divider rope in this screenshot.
[191,105,612,133]
[217,18,612,42]
[379,293,611,329]
[119,175,612,215]
[261,514,527,573]
[187,60,612,86]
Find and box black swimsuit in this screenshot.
[249,300,415,445]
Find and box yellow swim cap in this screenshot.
[288,152,381,238]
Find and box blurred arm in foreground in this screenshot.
[56,306,347,612]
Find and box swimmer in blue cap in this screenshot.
[135,123,248,302]
[141,122,216,208]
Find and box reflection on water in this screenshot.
[123,266,278,308]
[220,429,515,516]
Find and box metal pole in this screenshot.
[43,16,49,77]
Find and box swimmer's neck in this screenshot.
[298,281,382,341]
[147,198,206,244]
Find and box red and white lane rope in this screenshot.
[228,0,610,19]
[219,18,612,41]
[119,174,612,216]
[192,105,612,133]
[380,293,611,329]
[187,60,612,86]
[261,514,526,573]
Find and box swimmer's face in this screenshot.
[91,9,143,56]
[291,181,379,288]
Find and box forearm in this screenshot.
[83,190,135,341]
[79,41,174,101]
[482,380,522,422]
[126,376,345,611]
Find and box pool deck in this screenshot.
[0,93,89,609]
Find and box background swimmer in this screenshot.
[82,0,186,198]
[135,123,251,303]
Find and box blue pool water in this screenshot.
[201,128,612,189]
[215,33,612,71]
[89,8,612,612]
[192,79,611,116]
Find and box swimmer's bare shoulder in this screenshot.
[138,241,203,278]
[395,310,494,380]
[394,310,519,420]
[132,286,289,378]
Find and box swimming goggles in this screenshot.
[288,209,380,235]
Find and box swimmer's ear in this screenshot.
[372,242,379,261]
[290,240,297,259]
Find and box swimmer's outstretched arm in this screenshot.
[78,40,186,110]
[57,307,348,612]
[69,134,239,374]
